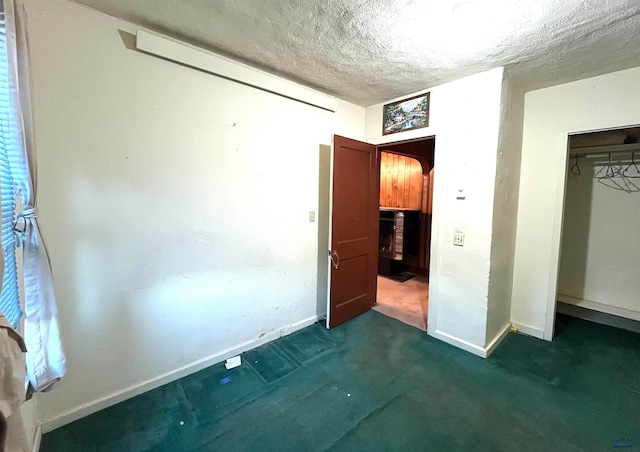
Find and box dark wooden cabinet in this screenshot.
[378,208,420,276]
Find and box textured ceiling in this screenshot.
[72,0,640,106]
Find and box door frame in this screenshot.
[548,124,640,340]
[324,133,438,329]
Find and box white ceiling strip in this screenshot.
[135,29,340,112]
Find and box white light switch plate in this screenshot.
[453,231,464,246]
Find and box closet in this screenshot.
[557,126,640,329]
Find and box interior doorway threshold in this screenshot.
[372,303,426,331]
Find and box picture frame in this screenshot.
[382,92,430,136]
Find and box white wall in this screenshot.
[23,0,364,429]
[511,66,640,339]
[486,77,524,344]
[558,156,640,321]
[365,68,509,356]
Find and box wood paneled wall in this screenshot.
[379,152,423,209]
[420,168,434,270]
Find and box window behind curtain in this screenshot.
[0,6,20,327]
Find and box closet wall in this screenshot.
[558,130,640,321]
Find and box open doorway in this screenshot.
[556,126,640,334]
[372,137,435,331]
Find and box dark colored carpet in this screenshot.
[41,312,640,452]
[383,272,416,283]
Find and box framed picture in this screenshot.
[382,92,430,135]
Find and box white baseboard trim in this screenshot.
[31,425,41,452]
[510,321,545,339]
[484,324,511,357]
[429,330,487,357]
[41,314,322,434]
[430,323,511,358]
[557,294,640,321]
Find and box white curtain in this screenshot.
[5,0,65,391]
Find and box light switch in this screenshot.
[309,211,316,222]
[453,231,464,246]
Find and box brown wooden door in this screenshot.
[327,135,379,328]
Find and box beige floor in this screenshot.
[373,274,429,331]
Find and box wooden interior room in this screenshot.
[374,138,435,331]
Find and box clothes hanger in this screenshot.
[570,156,581,175]
[607,153,617,178]
[623,150,640,178]
[596,152,618,179]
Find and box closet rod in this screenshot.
[569,150,637,159]
[569,142,640,158]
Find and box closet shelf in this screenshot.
[569,142,640,158]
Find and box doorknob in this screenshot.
[330,250,340,270]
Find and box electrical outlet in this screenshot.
[453,231,465,246]
[309,211,316,222]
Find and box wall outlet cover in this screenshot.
[225,355,242,369]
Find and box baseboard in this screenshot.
[430,323,511,358]
[41,314,321,434]
[31,425,41,452]
[429,330,487,357]
[556,302,640,334]
[510,321,545,339]
[557,294,640,322]
[484,324,511,357]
